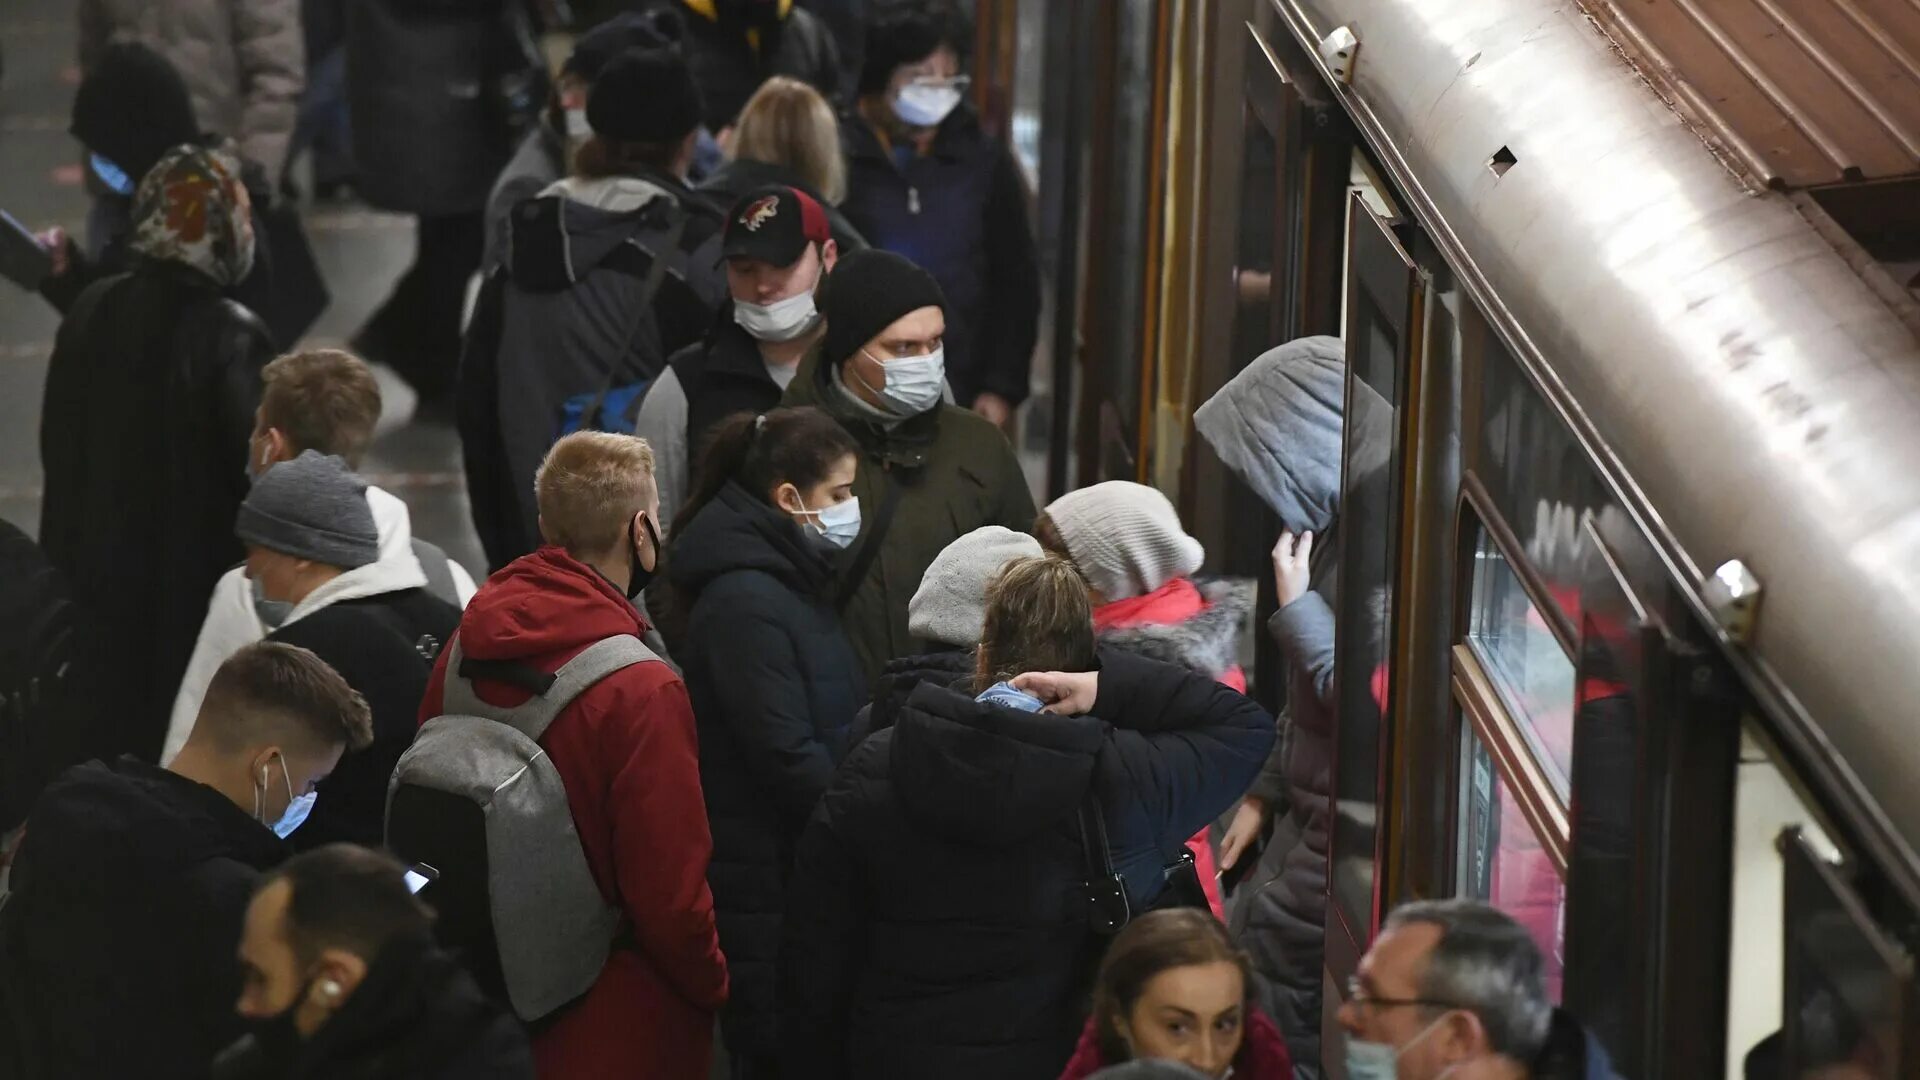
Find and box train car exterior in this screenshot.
[1025,0,1920,1076]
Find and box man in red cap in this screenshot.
[638,184,839,527]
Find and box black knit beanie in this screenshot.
[586,47,703,144]
[819,249,948,368]
[71,42,199,182]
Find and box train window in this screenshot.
[1468,529,1576,796]
[1780,827,1916,1079]
[1457,723,1567,1003]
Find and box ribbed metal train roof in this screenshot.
[1578,0,1920,190]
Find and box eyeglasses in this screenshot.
[909,74,972,93]
[1346,975,1459,1012]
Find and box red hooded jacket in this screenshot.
[418,547,728,1079]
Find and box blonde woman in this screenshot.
[701,76,869,252]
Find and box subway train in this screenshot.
[986,0,1920,1075]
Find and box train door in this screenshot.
[1325,191,1419,993]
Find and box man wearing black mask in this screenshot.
[415,431,728,1077]
[670,0,843,138]
[214,843,531,1080]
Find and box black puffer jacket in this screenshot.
[0,757,286,1079]
[39,265,272,762]
[779,649,1275,1080]
[211,936,533,1080]
[267,589,459,851]
[846,647,973,746]
[668,482,865,1063]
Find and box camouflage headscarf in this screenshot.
[129,143,256,288]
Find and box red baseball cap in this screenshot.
[721,185,832,267]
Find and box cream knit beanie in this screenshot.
[1043,481,1204,601]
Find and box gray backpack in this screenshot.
[385,632,660,1021]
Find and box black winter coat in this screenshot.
[672,2,843,132]
[779,649,1275,1080]
[669,482,865,1062]
[846,647,973,746]
[841,106,1041,406]
[346,0,524,215]
[0,757,287,1079]
[39,264,272,762]
[210,936,533,1080]
[267,589,459,851]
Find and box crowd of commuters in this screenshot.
[0,2,1627,1079]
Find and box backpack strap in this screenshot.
[441,634,659,743]
[410,537,461,607]
[579,209,690,431]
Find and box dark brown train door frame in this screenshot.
[1563,513,1740,1079]
[1326,191,1423,982]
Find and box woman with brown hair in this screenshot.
[700,76,870,252]
[1060,909,1295,1080]
[778,554,1276,1080]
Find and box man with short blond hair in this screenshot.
[417,431,727,1077]
[165,347,476,766]
[0,642,369,1079]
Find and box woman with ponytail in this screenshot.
[664,405,866,1079]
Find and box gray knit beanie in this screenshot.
[908,526,1045,647]
[236,450,379,569]
[1043,481,1203,601]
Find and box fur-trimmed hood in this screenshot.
[1094,577,1253,681]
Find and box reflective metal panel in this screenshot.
[1278,0,1920,891]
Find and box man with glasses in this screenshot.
[841,1,1042,432]
[780,247,1035,682]
[1337,900,1621,1080]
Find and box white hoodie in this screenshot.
[161,486,477,765]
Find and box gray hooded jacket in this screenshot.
[1194,335,1359,1077]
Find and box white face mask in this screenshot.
[565,106,592,141]
[797,493,861,549]
[734,286,821,343]
[857,346,946,416]
[893,82,962,128]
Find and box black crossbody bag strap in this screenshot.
[581,210,687,430]
[834,471,903,611]
[1076,792,1133,935]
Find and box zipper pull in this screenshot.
[908,187,921,215]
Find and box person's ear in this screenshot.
[309,948,369,1010]
[258,427,289,469]
[820,239,839,274]
[773,482,806,516]
[1439,1009,1488,1063]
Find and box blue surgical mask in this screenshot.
[857,346,946,416]
[798,493,861,549]
[255,753,317,839]
[251,577,293,630]
[1344,1014,1454,1080]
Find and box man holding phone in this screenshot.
[216,844,531,1079]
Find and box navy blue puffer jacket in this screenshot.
[839,105,1041,407]
[668,481,865,1063]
